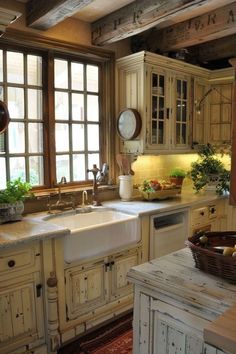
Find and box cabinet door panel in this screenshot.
[0,273,44,353]
[167,326,185,354]
[209,84,232,144]
[111,250,139,299]
[65,262,107,319]
[173,75,190,149]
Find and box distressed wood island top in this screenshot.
[127,248,236,354]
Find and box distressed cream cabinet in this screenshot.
[55,242,142,343]
[116,51,234,153]
[0,242,46,354]
[208,82,233,146]
[116,51,208,154]
[128,249,234,354]
[136,293,226,354]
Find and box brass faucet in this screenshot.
[57,176,67,205]
[87,164,102,206]
[81,190,88,207]
[47,176,75,213]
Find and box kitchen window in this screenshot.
[54,58,100,183]
[0,49,44,189]
[0,42,111,190]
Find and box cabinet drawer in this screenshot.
[0,243,40,276]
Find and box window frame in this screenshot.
[0,31,115,191]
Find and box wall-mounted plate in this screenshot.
[117,108,142,140]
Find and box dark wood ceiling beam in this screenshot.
[26,0,95,30]
[91,0,220,46]
[153,2,236,52]
[189,34,236,63]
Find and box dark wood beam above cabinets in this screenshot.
[129,1,236,67]
[26,0,95,30]
[91,0,225,46]
[189,34,236,64]
[154,2,236,52]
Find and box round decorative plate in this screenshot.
[117,108,142,140]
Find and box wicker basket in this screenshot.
[140,187,181,200]
[186,231,236,283]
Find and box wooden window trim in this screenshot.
[0,29,115,192]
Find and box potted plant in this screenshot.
[188,144,230,195]
[0,178,33,224]
[169,168,186,186]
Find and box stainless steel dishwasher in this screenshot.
[150,208,189,259]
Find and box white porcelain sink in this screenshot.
[44,208,140,262]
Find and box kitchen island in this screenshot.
[127,248,236,354]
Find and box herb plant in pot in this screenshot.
[188,144,230,195]
[169,168,186,186]
[0,178,32,224]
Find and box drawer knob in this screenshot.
[8,260,15,268]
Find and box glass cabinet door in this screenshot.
[151,72,166,146]
[175,78,189,146]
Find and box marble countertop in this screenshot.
[0,191,226,249]
[103,191,226,216]
[0,216,70,249]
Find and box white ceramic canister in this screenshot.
[119,175,133,201]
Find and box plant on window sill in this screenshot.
[0,178,33,224]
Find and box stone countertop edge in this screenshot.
[0,217,70,249]
[103,192,227,216]
[0,192,227,248]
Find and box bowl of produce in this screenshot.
[139,179,181,200]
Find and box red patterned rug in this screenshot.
[59,312,133,354]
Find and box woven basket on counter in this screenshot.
[140,187,181,200]
[186,231,236,283]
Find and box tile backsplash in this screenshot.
[132,153,231,192]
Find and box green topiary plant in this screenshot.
[0,178,33,204]
[169,168,186,178]
[188,144,230,195]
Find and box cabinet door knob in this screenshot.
[8,260,15,268]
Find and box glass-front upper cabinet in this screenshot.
[173,75,190,149]
[149,69,169,150]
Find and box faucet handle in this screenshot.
[59,176,67,184]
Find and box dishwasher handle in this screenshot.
[153,222,184,233]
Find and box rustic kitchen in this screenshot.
[0,1,236,354]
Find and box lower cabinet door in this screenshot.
[0,272,45,354]
[137,293,224,354]
[110,248,139,300]
[65,259,107,320]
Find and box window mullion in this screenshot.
[46,51,56,187]
[24,53,29,182]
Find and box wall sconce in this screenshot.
[195,87,231,115]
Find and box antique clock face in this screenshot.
[116,108,142,140]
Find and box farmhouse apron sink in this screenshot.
[44,208,140,262]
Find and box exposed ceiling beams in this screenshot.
[91,0,219,46]
[26,0,95,30]
[13,0,236,67]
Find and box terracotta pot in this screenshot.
[169,176,185,186]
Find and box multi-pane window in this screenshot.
[54,58,100,183]
[0,49,44,189]
[0,46,104,190]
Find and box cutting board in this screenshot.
[204,304,236,354]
